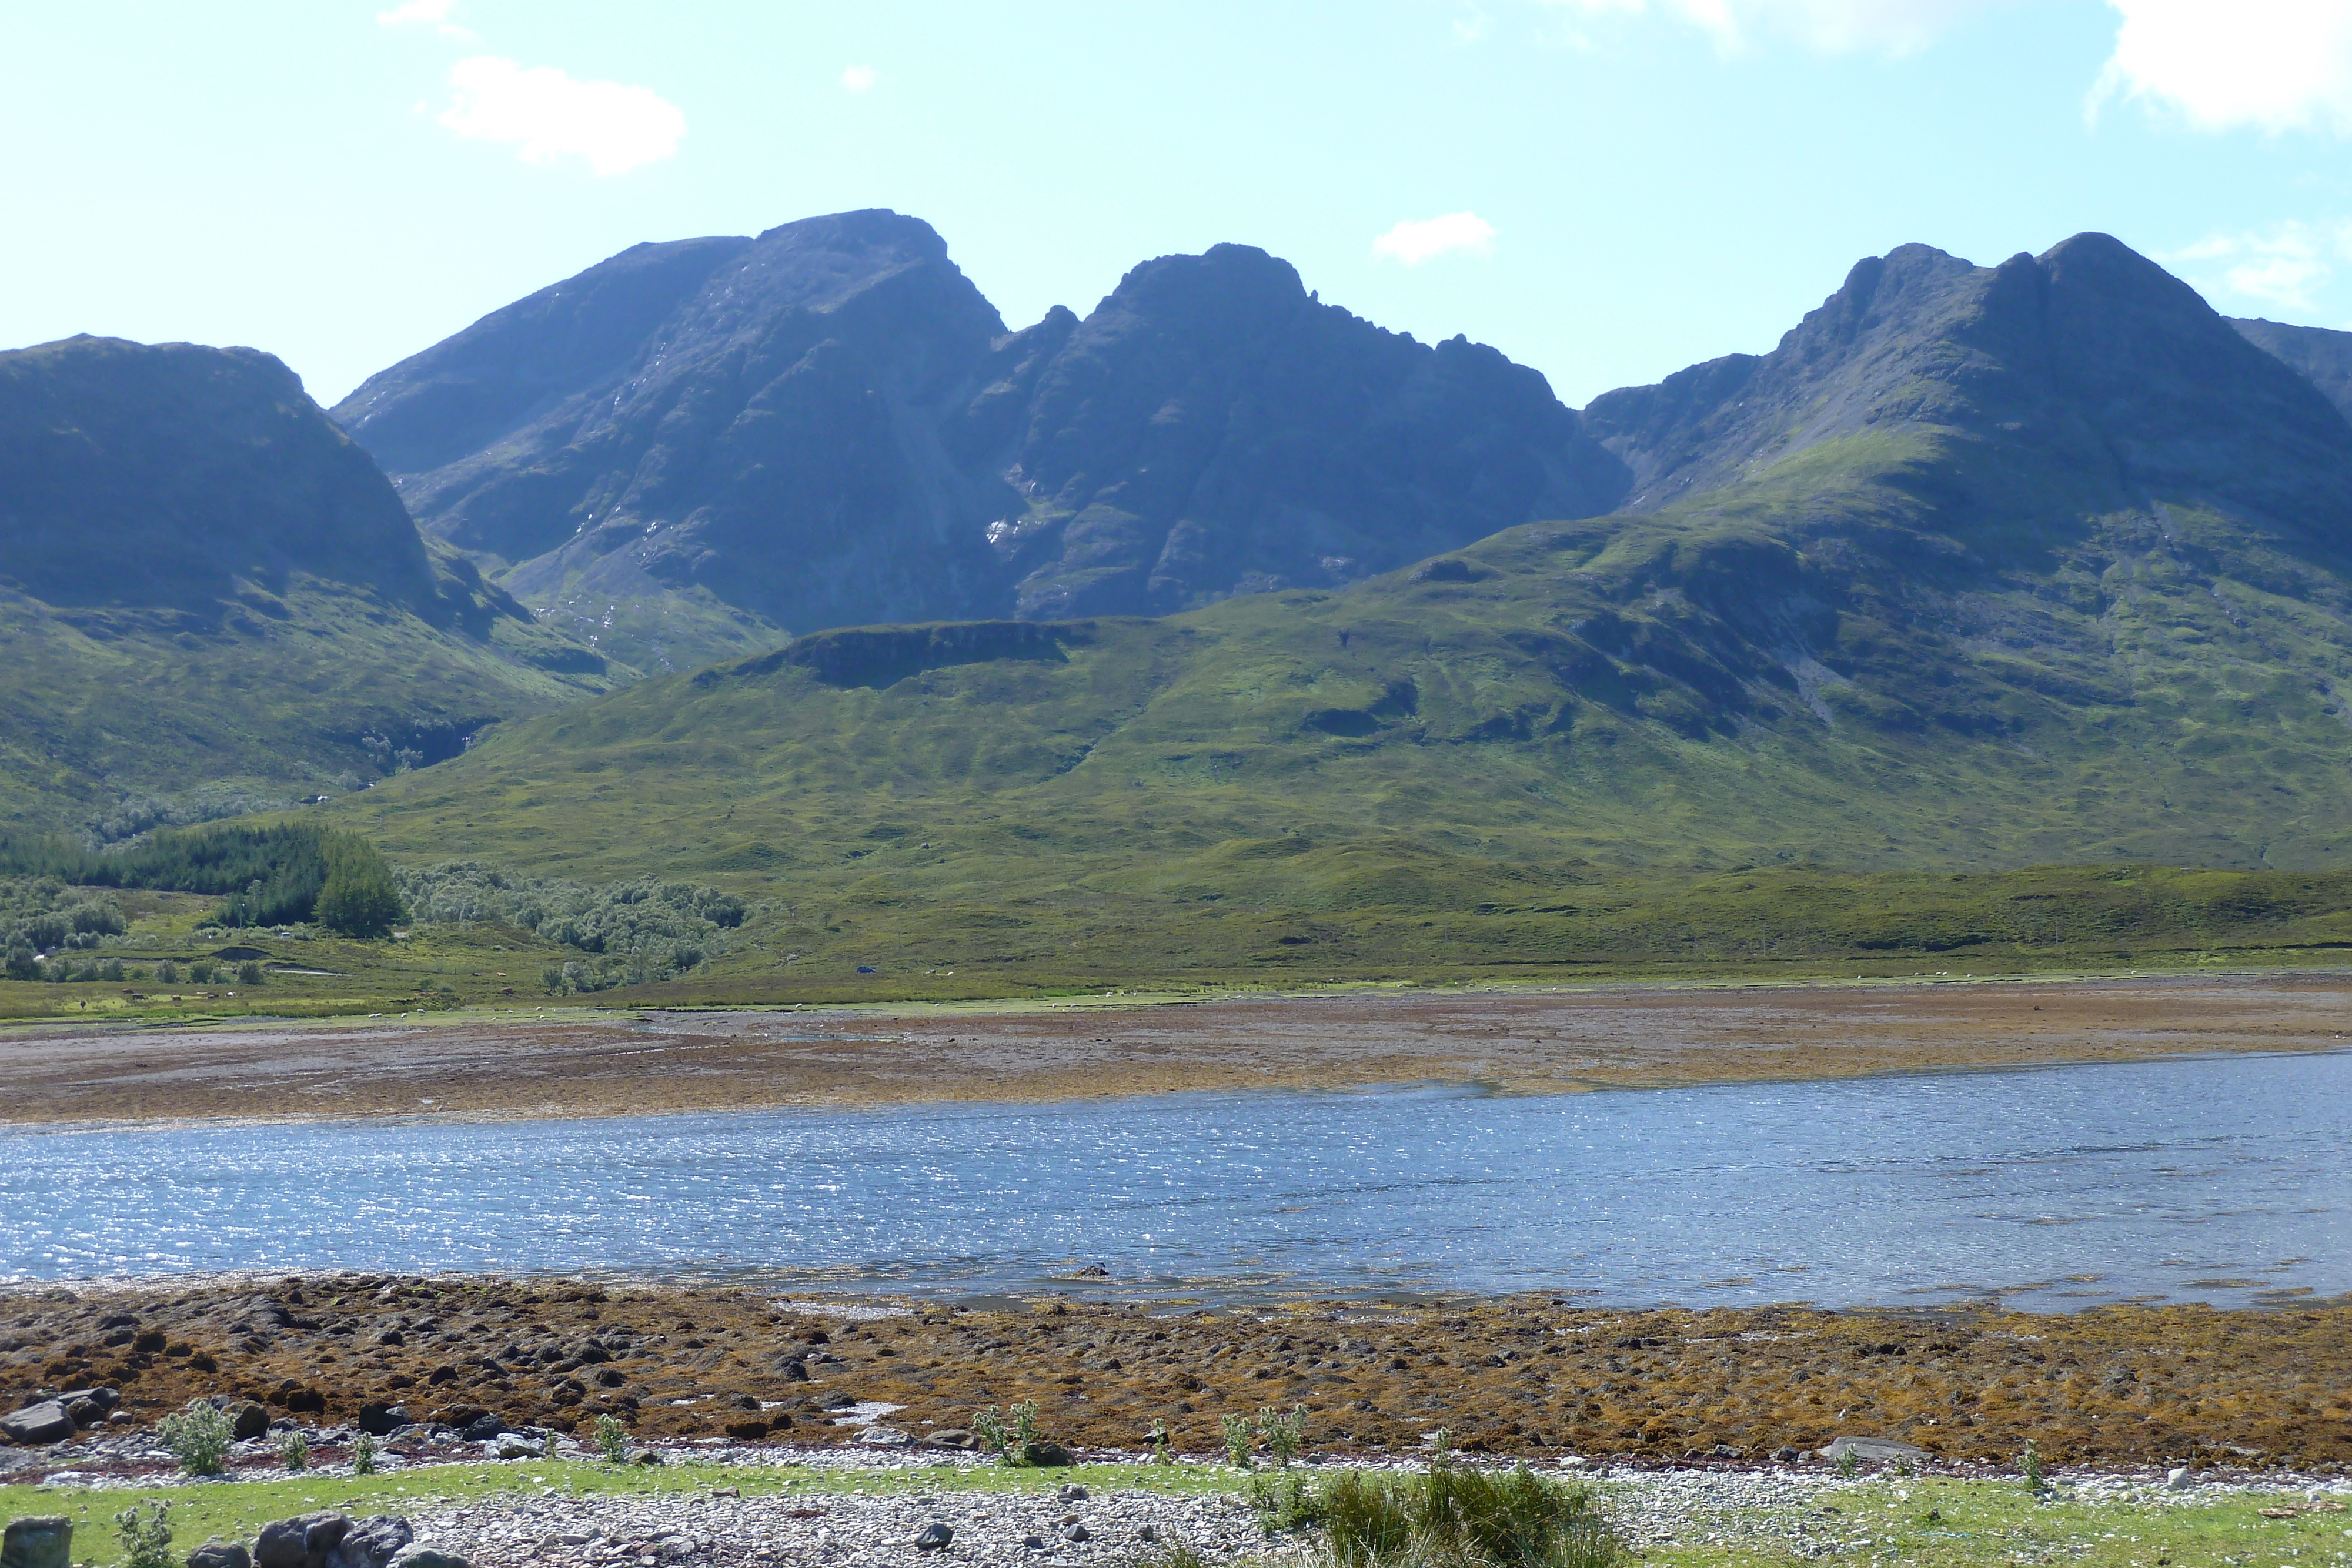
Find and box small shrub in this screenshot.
[2022,1437,2046,1492]
[158,960,179,984]
[156,1400,234,1476]
[1222,1412,1256,1469]
[1836,1445,1862,1480]
[276,1429,309,1471]
[238,961,263,985]
[116,1502,173,1568]
[1150,1420,1172,1465]
[1259,1403,1307,1466]
[100,957,125,982]
[1249,1469,1317,1532]
[352,1432,377,1475]
[1308,1460,1618,1568]
[594,1413,630,1464]
[189,959,218,984]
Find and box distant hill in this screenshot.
[0,335,615,836]
[338,234,2352,981]
[2233,316,2352,428]
[333,210,1626,669]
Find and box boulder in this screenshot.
[356,1404,410,1437]
[912,1524,953,1553]
[1,1401,75,1445]
[492,1435,544,1460]
[854,1426,911,1447]
[1020,1440,1075,1467]
[188,1542,253,1568]
[1819,1436,1931,1465]
[386,1550,470,1568]
[721,1421,767,1442]
[256,1514,350,1568]
[460,1413,506,1443]
[2,1517,71,1568]
[921,1429,975,1451]
[325,1519,413,1568]
[229,1402,272,1442]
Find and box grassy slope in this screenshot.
[0,577,620,837]
[323,426,2352,989]
[0,890,583,1024]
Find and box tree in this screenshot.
[315,838,405,938]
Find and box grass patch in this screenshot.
[1629,1476,2352,1568]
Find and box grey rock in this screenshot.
[1019,1537,1045,1553]
[64,1398,106,1428]
[1,1402,75,1445]
[920,1429,975,1450]
[854,1426,912,1447]
[1057,1484,1089,1502]
[2166,1467,2194,1490]
[256,1514,350,1568]
[188,1541,253,1568]
[324,1519,413,1568]
[911,1523,953,1553]
[386,1550,471,1568]
[1819,1436,1930,1465]
[1060,1524,1091,1543]
[458,1415,505,1442]
[493,1435,544,1460]
[1020,1440,1075,1467]
[2,1517,71,1568]
[356,1404,410,1437]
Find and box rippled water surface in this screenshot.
[5,1051,2346,1308]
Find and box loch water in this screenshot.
[4,1050,2346,1309]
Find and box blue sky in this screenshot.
[5,2,2351,407]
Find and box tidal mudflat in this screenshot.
[4,971,2348,1126]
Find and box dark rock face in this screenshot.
[2233,316,2352,427]
[1584,234,2352,568]
[338,210,1015,635]
[336,212,1627,643]
[987,243,1628,617]
[0,338,445,616]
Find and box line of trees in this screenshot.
[0,823,406,938]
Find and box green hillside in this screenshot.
[0,336,620,835]
[330,486,2352,985]
[325,234,2352,987]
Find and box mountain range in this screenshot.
[330,210,1626,671]
[12,215,2352,981]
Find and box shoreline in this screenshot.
[4,970,2348,1129]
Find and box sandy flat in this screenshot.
[2,969,2346,1127]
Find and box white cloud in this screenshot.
[1535,0,2013,56]
[376,0,474,41]
[436,56,686,176]
[1374,212,1499,265]
[2167,219,2352,312]
[2090,1,2352,135]
[841,64,878,92]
